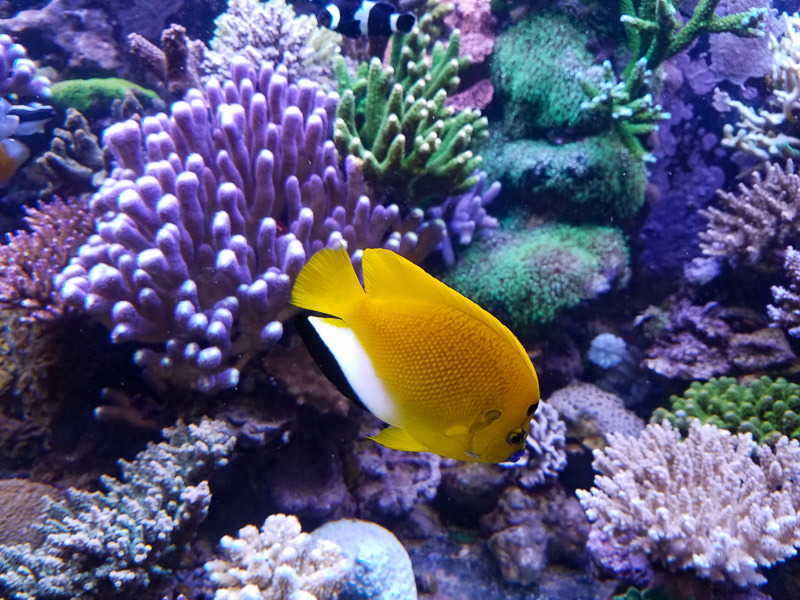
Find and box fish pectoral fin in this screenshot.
[445,424,470,437]
[444,424,477,454]
[368,426,429,452]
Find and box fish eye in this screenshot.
[526,404,536,416]
[506,428,526,446]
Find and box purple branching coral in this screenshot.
[699,159,800,269]
[769,246,800,337]
[57,57,451,392]
[501,402,567,488]
[0,197,93,321]
[428,171,499,267]
[0,34,49,98]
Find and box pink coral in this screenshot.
[445,0,498,64]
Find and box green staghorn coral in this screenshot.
[581,0,766,160]
[334,17,486,207]
[619,0,765,75]
[443,221,630,332]
[652,376,800,445]
[580,58,671,162]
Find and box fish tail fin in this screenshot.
[392,13,415,33]
[291,245,363,318]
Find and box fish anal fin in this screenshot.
[369,426,429,452]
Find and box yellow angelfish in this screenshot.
[290,245,540,463]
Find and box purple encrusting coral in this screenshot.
[57,57,450,392]
[0,34,49,98]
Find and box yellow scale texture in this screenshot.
[350,296,528,431]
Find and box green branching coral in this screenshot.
[334,19,486,206]
[581,0,766,160]
[444,222,630,331]
[652,376,800,445]
[619,0,764,74]
[580,58,671,162]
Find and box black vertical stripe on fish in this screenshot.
[294,314,368,412]
[366,2,396,36]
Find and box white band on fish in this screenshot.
[325,3,341,30]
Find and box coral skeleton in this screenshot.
[577,420,800,587]
[769,245,800,336]
[205,513,348,600]
[699,159,800,268]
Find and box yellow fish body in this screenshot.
[290,245,540,463]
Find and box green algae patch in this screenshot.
[481,130,648,221]
[51,78,163,117]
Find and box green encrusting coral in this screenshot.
[481,131,648,220]
[334,16,486,207]
[612,588,679,600]
[50,78,162,117]
[652,376,800,445]
[444,222,630,332]
[491,12,603,134]
[484,10,649,220]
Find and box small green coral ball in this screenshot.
[443,221,630,332]
[653,376,800,443]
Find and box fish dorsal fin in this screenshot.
[369,426,430,452]
[362,248,531,363]
[291,245,363,318]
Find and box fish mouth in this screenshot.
[508,448,525,462]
